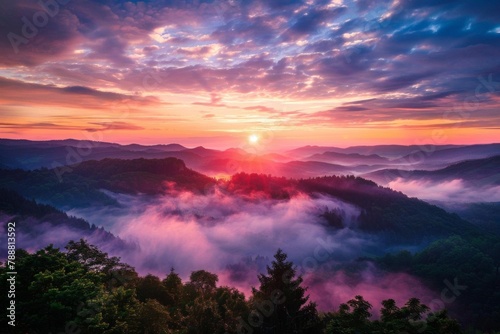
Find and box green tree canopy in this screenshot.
[250,249,321,333]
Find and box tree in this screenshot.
[162,269,185,330]
[27,264,103,333]
[381,299,401,322]
[379,298,462,334]
[380,298,407,332]
[325,295,373,333]
[184,270,223,334]
[0,245,103,333]
[65,239,138,290]
[84,286,141,334]
[251,249,321,333]
[188,270,218,295]
[162,268,183,299]
[425,309,462,334]
[136,274,172,306]
[214,286,249,333]
[401,298,430,321]
[185,295,223,334]
[138,299,172,334]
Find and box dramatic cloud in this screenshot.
[1,0,499,146]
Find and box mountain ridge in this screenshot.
[363,155,500,186]
[0,157,486,245]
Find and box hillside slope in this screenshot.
[0,188,132,254]
[363,155,500,186]
[0,158,215,209]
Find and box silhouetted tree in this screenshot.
[137,274,172,306]
[251,249,321,333]
[325,295,373,333]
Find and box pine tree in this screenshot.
[251,249,321,333]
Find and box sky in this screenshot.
[0,0,499,149]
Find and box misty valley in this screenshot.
[0,139,499,333]
[3,0,500,331]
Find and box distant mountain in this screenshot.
[363,155,500,187]
[0,188,132,254]
[286,145,344,158]
[337,144,463,158]
[286,144,463,159]
[279,160,352,177]
[2,139,499,181]
[122,143,187,152]
[0,139,191,170]
[200,158,383,178]
[305,151,389,165]
[260,153,290,161]
[184,146,221,157]
[0,139,290,173]
[223,147,248,157]
[395,143,500,166]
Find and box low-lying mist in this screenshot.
[64,187,437,310]
[304,266,437,313]
[69,189,365,275]
[388,178,500,203]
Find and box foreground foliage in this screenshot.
[0,240,490,333]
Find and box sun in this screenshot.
[248,134,259,144]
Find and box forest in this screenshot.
[1,240,497,334]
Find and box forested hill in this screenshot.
[0,157,215,209]
[364,155,500,186]
[224,173,485,242]
[65,157,215,193]
[0,188,132,254]
[298,175,483,241]
[0,158,488,244]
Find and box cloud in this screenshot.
[62,188,436,308]
[0,76,159,110]
[0,122,80,131]
[68,190,367,276]
[0,213,131,258]
[0,0,81,66]
[86,121,144,132]
[281,7,347,41]
[388,178,500,203]
[1,0,500,136]
[304,265,438,314]
[334,106,370,112]
[244,105,279,113]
